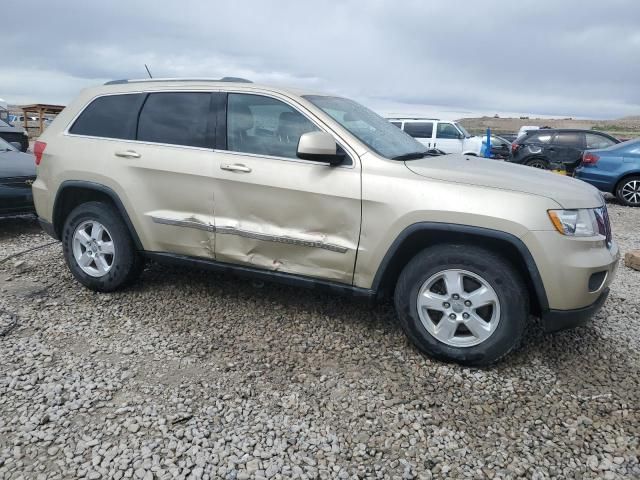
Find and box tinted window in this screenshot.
[390,121,402,128]
[525,132,553,144]
[585,133,616,150]
[227,94,319,159]
[137,92,212,148]
[70,94,144,139]
[554,132,584,148]
[404,122,434,138]
[436,123,461,139]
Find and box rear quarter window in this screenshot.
[525,132,553,144]
[69,94,145,140]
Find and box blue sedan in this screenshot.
[575,138,640,207]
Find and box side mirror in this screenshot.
[9,142,22,151]
[297,131,344,166]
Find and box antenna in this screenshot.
[144,64,153,79]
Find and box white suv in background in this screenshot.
[388,118,483,155]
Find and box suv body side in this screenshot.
[34,82,617,316]
[511,129,619,171]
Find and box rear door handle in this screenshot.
[115,150,141,159]
[220,163,251,173]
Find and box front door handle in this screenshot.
[115,150,141,159]
[221,163,252,173]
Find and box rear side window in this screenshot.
[404,122,433,138]
[137,92,212,148]
[69,94,144,140]
[553,132,585,148]
[585,133,616,149]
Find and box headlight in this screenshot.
[548,209,600,237]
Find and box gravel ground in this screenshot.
[0,201,638,480]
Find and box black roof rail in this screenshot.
[104,77,253,86]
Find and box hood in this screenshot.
[405,154,603,209]
[0,150,36,178]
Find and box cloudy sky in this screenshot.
[3,0,639,119]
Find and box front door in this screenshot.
[433,122,464,153]
[211,92,361,283]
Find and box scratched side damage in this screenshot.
[152,215,349,254]
[149,213,214,259]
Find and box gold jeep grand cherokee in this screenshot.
[32,78,619,365]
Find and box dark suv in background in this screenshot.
[510,129,619,172]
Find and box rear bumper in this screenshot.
[541,288,609,332]
[38,217,58,239]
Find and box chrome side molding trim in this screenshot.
[151,216,348,253]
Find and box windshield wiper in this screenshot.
[392,151,428,160]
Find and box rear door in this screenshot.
[67,91,217,258]
[550,131,585,169]
[403,121,434,148]
[210,92,361,283]
[433,122,463,153]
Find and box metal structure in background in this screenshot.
[19,104,65,137]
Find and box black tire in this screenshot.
[62,201,144,292]
[615,176,640,207]
[394,244,528,366]
[525,157,550,169]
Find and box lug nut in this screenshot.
[464,300,472,307]
[449,313,457,320]
[462,313,470,319]
[443,302,450,308]
[452,294,460,300]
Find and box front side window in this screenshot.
[436,123,462,139]
[137,92,212,148]
[70,94,145,140]
[404,122,434,139]
[585,133,616,150]
[227,94,319,159]
[304,95,426,159]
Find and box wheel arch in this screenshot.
[52,180,143,250]
[371,222,549,315]
[613,171,640,194]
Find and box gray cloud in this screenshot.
[3,0,639,118]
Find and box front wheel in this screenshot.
[394,245,528,366]
[616,176,640,207]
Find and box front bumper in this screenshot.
[541,287,609,332]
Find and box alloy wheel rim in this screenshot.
[529,160,547,169]
[72,220,115,277]
[417,269,501,347]
[621,180,640,205]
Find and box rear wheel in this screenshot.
[525,158,549,169]
[394,245,528,366]
[62,202,143,291]
[616,176,640,207]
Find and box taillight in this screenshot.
[34,141,47,165]
[582,152,600,165]
[511,142,520,154]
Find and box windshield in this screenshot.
[0,137,17,152]
[304,95,427,160]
